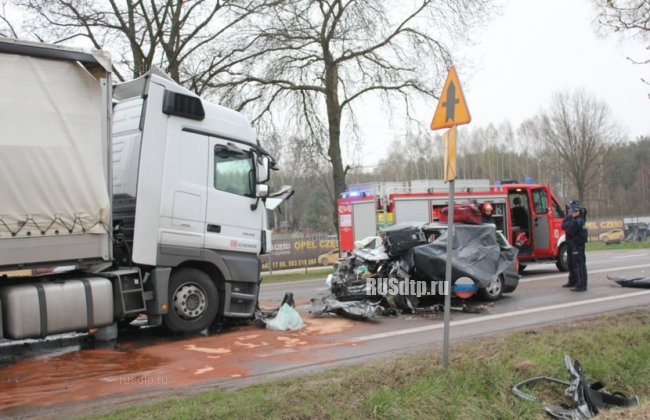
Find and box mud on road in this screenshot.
[0,316,358,417]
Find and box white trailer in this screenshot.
[0,37,290,340]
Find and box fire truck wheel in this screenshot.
[164,268,219,334]
[556,243,569,272]
[478,275,503,301]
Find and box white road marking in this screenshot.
[520,263,650,283]
[347,290,650,343]
[612,253,648,259]
[258,289,650,357]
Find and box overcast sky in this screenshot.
[354,0,650,167]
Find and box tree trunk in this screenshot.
[324,61,346,231]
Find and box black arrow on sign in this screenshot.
[443,82,459,122]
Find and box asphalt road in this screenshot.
[2,248,650,418]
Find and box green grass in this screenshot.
[261,267,333,284]
[587,240,650,252]
[99,309,650,419]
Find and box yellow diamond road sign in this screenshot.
[431,66,471,130]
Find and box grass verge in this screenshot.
[261,267,333,284]
[100,309,650,419]
[586,240,650,252]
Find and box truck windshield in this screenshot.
[214,147,254,196]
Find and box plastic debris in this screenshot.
[263,303,305,331]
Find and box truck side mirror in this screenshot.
[256,184,269,198]
[256,156,270,183]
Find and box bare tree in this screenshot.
[0,1,19,37]
[592,0,650,90]
[536,90,624,204]
[217,0,495,221]
[8,0,272,88]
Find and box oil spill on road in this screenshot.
[0,316,356,413]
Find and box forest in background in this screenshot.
[269,124,650,232]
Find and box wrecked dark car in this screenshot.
[312,223,518,319]
[407,223,520,301]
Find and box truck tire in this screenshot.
[163,268,219,334]
[556,243,569,272]
[478,275,503,302]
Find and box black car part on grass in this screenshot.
[608,275,650,288]
[512,354,638,419]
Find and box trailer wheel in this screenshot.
[478,275,503,302]
[163,268,219,334]
[556,243,569,272]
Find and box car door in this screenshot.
[205,137,262,254]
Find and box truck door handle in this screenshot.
[207,224,221,233]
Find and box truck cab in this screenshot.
[111,72,282,333]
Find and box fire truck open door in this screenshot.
[531,187,551,252]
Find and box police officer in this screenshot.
[562,201,588,291]
[561,200,578,288]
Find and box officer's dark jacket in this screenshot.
[562,215,588,247]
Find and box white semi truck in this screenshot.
[0,38,290,340]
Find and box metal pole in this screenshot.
[442,180,455,367]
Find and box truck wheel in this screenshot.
[478,275,503,302]
[556,243,569,272]
[163,268,219,334]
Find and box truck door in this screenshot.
[531,187,551,254]
[205,138,262,253]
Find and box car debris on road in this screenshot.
[608,275,650,289]
[255,292,305,331]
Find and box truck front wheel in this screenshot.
[556,243,569,272]
[163,268,219,334]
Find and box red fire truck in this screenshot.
[338,181,569,272]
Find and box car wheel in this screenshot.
[518,264,527,274]
[556,243,569,272]
[163,268,219,334]
[320,257,329,266]
[478,275,503,301]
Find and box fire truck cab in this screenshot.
[338,181,569,273]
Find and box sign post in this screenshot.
[430,66,471,368]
